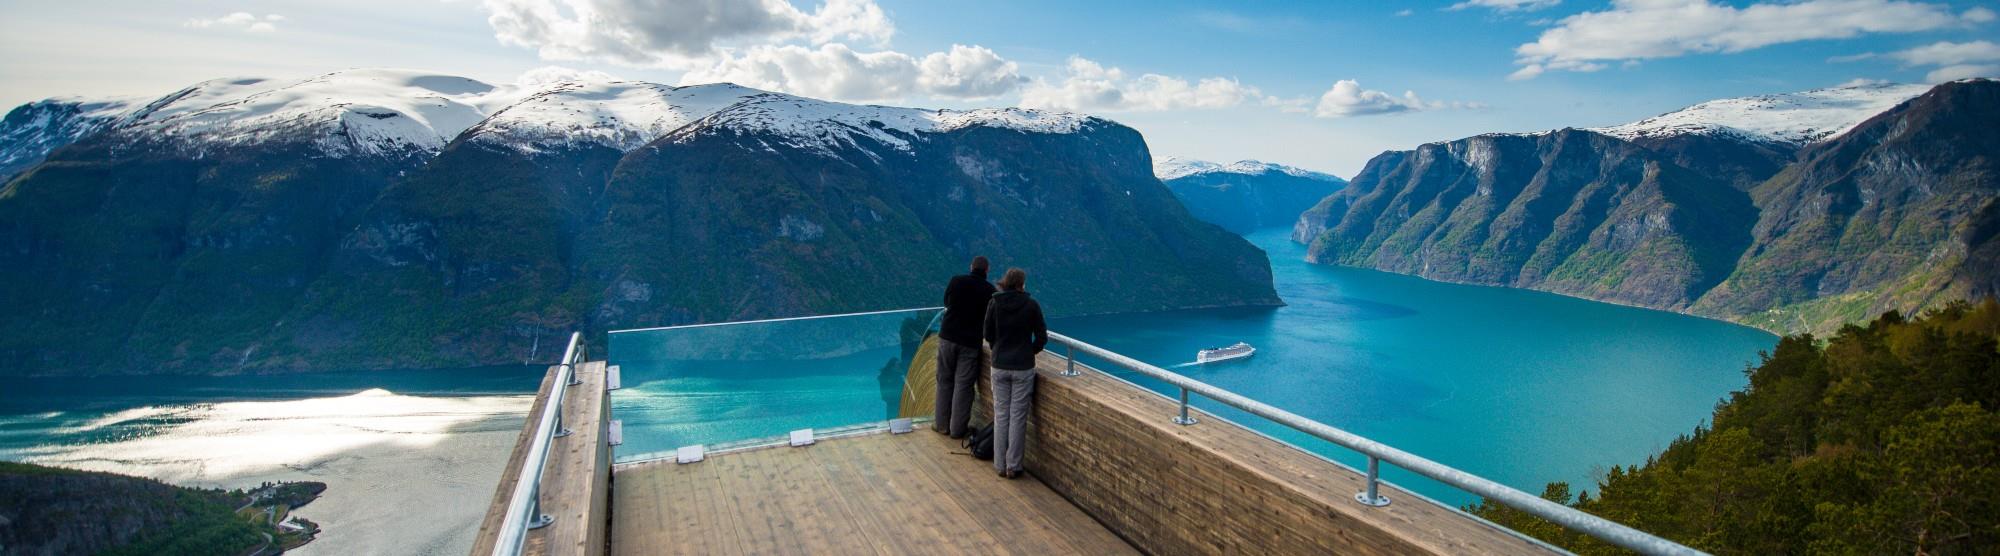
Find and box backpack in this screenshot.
[967,424,995,460]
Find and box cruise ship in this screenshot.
[1196,342,1255,364]
[471,309,1702,556]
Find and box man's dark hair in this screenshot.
[970,256,990,274]
[998,268,1027,291]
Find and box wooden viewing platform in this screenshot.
[610,431,1136,555]
[475,335,1564,555]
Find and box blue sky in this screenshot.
[3,0,1995,175]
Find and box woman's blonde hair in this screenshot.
[997,268,1027,291]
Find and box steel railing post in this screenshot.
[1062,343,1080,377]
[1355,456,1391,507]
[527,475,554,529]
[1172,387,1198,425]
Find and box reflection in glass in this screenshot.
[608,308,943,462]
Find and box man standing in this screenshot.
[934,256,995,438]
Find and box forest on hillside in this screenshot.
[1471,300,2000,554]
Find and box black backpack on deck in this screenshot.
[967,424,995,460]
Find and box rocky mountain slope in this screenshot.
[1155,157,1345,233]
[1697,80,2000,331]
[1295,80,1997,333]
[0,69,1277,375]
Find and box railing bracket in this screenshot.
[1172,387,1198,426]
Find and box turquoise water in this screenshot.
[1055,228,1776,506]
[607,228,1777,507]
[0,225,1776,515]
[608,309,940,461]
[0,366,546,555]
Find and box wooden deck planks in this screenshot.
[607,431,1136,556]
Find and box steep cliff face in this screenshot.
[583,102,1278,329]
[1296,80,1998,332]
[1294,129,1755,310]
[1698,80,2000,331]
[0,71,1279,374]
[1157,158,1345,233]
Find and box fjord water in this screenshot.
[605,227,1778,507]
[0,226,1778,550]
[1053,228,1777,506]
[0,368,543,556]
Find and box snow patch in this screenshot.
[3,69,1105,162]
[1154,156,1341,182]
[1590,82,1931,145]
[0,95,145,174]
[465,82,763,153]
[664,93,1096,158]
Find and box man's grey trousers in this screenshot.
[933,338,980,437]
[991,367,1036,474]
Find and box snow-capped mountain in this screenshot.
[1590,82,1932,146]
[0,68,1277,375]
[1155,157,1344,233]
[1153,156,1339,182]
[661,93,1096,160]
[462,81,760,153]
[0,96,142,179]
[1296,79,2000,336]
[106,70,524,158]
[0,68,1108,169]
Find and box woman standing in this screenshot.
[983,268,1046,479]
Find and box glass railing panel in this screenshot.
[608,308,943,463]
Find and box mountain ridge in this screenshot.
[1155,156,1345,233]
[0,68,1279,375]
[1295,79,1999,334]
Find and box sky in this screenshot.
[2,0,1996,176]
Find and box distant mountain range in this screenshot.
[1295,80,1999,334]
[0,69,1277,375]
[1154,157,1345,233]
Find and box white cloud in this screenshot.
[184,12,283,33]
[916,45,1024,99]
[515,65,623,87]
[1926,64,1999,82]
[1395,9,1415,17]
[1017,57,1262,112]
[1834,77,1890,87]
[482,0,893,68]
[1844,41,2000,82]
[679,43,1023,102]
[1966,7,1998,23]
[1313,80,1469,117]
[1889,40,2000,66]
[1511,0,1977,79]
[1450,0,1561,12]
[484,0,1022,103]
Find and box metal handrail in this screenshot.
[607,307,945,334]
[489,331,587,556]
[1045,331,1705,556]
